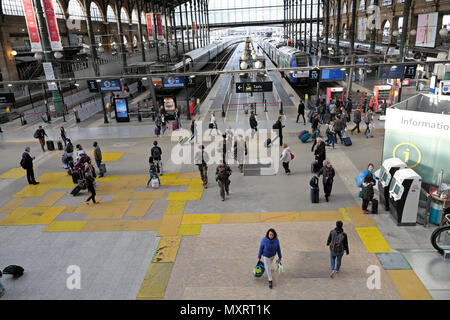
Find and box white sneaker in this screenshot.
[330,270,336,278]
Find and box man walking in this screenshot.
[21,147,39,185]
[363,109,374,138]
[151,141,163,175]
[249,111,258,138]
[296,99,306,125]
[234,134,247,173]
[273,116,285,146]
[194,145,209,187]
[313,138,326,171]
[34,125,48,152]
[317,160,335,202]
[351,108,361,134]
[93,141,103,177]
[327,221,349,277]
[215,162,232,201]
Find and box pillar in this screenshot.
[190,0,198,49]
[171,9,179,57]
[309,0,313,52]
[324,0,329,54]
[304,0,307,50]
[0,27,19,81]
[335,0,341,56]
[163,2,170,59]
[295,0,299,48]
[299,0,302,49]
[317,0,320,51]
[399,0,412,61]
[135,0,146,62]
[179,6,186,53]
[205,0,210,45]
[185,2,191,51]
[114,0,127,67]
[369,0,379,56]
[151,2,160,62]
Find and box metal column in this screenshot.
[399,0,412,61]
[114,0,127,67]
[172,9,179,58]
[295,0,299,48]
[206,0,210,45]
[184,2,191,51]
[199,0,205,47]
[179,6,186,53]
[309,0,313,52]
[369,0,379,56]
[299,0,302,49]
[346,0,357,100]
[135,0,146,62]
[151,2,160,62]
[316,0,320,51]
[304,0,307,50]
[193,0,199,48]
[324,0,329,55]
[163,2,170,60]
[190,1,196,49]
[335,0,341,56]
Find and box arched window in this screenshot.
[107,5,116,22]
[90,2,103,21]
[343,23,348,38]
[1,0,24,16]
[141,11,147,24]
[53,0,64,19]
[67,0,85,20]
[120,7,129,24]
[131,9,138,24]
[342,1,347,14]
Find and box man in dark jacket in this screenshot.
[249,111,258,135]
[311,113,320,135]
[151,141,163,175]
[327,220,349,277]
[296,100,306,124]
[317,160,335,202]
[21,147,39,185]
[216,162,232,201]
[351,109,361,134]
[34,126,48,152]
[314,138,326,170]
[93,141,103,177]
[333,115,345,144]
[362,174,376,214]
[273,116,285,146]
[345,98,353,122]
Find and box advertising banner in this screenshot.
[22,0,42,52]
[43,62,58,91]
[416,12,438,48]
[163,76,185,88]
[193,21,196,35]
[155,13,163,40]
[146,13,154,40]
[42,0,63,51]
[383,108,450,185]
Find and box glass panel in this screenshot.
[68,0,85,20]
[1,0,24,16]
[131,9,138,24]
[90,2,103,22]
[141,12,146,25]
[121,7,129,24]
[53,0,64,19]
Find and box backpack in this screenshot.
[33,130,40,139]
[253,261,265,278]
[330,230,345,255]
[20,157,26,169]
[309,176,319,187]
[3,265,24,278]
[217,166,230,181]
[151,147,161,160]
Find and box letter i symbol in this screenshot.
[403,148,410,164]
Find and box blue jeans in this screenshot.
[326,133,335,148]
[147,172,161,186]
[330,252,343,271]
[364,123,370,136]
[162,125,167,135]
[177,117,182,128]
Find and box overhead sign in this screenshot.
[87,80,99,92]
[404,65,417,79]
[99,79,122,91]
[42,0,62,51]
[236,82,273,93]
[309,69,320,82]
[163,76,185,88]
[379,65,404,79]
[320,69,344,81]
[42,62,58,91]
[0,93,15,103]
[293,71,309,78]
[146,13,154,41]
[22,0,42,52]
[186,76,196,87]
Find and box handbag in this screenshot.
[209,123,214,129]
[290,153,295,160]
[277,262,284,274]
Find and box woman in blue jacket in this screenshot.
[258,228,282,289]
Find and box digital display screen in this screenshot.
[114,98,128,118]
[320,69,344,81]
[163,76,185,88]
[404,65,417,79]
[394,184,401,194]
[99,79,122,91]
[87,80,98,92]
[379,66,404,79]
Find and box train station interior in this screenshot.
[0,0,449,302]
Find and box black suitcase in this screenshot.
[343,137,352,146]
[3,265,24,278]
[70,184,82,196]
[311,161,319,174]
[71,171,80,184]
[47,140,55,151]
[264,138,272,148]
[310,186,319,203]
[57,141,63,150]
[371,198,378,214]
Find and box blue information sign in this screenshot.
[99,79,122,91]
[163,76,185,88]
[114,98,130,122]
[378,65,404,79]
[320,69,344,81]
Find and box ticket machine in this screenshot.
[378,158,407,211]
[388,168,422,226]
[326,87,345,103]
[439,80,450,95]
[373,85,392,111]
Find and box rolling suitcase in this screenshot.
[310,186,319,203]
[298,130,308,140]
[71,171,80,184]
[47,140,55,151]
[99,163,106,175]
[70,184,82,196]
[264,138,272,148]
[311,161,319,174]
[343,137,352,146]
[172,121,179,130]
[57,140,64,150]
[300,132,311,143]
[154,127,160,136]
[371,198,379,214]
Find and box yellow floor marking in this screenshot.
[0,168,26,179]
[339,208,352,221]
[190,178,203,184]
[37,173,74,189]
[37,191,66,207]
[177,173,200,180]
[164,200,186,215]
[84,201,131,220]
[345,206,376,227]
[298,211,342,221]
[13,185,52,198]
[96,175,121,182]
[166,192,202,201]
[126,200,154,217]
[387,270,433,300]
[161,179,192,186]
[356,227,392,253]
[1,206,64,225]
[220,213,261,223]
[187,182,204,192]
[0,207,34,225]
[101,153,124,162]
[177,224,202,236]
[81,220,160,232]
[136,262,174,300]
[44,221,87,232]
[152,236,181,263]
[181,214,221,225]
[157,215,183,237]
[128,191,166,200]
[260,212,301,222]
[0,198,27,214]
[63,206,79,213]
